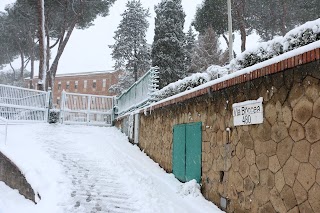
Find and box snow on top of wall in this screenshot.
[153,65,228,101]
[232,18,320,70]
[148,18,320,106]
[145,40,320,111]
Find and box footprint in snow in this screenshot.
[74,201,80,208]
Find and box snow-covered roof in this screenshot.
[32,70,118,79]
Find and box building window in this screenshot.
[93,80,96,89]
[75,81,78,89]
[103,79,106,88]
[84,80,87,89]
[58,82,61,90]
[66,81,70,90]
[57,97,60,105]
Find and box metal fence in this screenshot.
[116,67,159,115]
[0,84,50,123]
[60,91,114,126]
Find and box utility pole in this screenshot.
[227,0,233,63]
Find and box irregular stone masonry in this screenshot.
[133,49,320,212]
[0,152,35,202]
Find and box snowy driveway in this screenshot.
[0,124,223,213]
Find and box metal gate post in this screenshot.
[45,90,52,123]
[60,90,66,124]
[87,95,92,125]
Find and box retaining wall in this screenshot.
[0,151,35,202]
[116,48,320,212]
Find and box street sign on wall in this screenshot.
[232,97,263,126]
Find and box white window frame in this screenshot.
[103,79,106,88]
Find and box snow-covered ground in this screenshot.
[0,124,223,213]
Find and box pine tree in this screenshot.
[189,27,222,73]
[151,0,186,88]
[246,0,319,40]
[185,26,196,74]
[193,0,249,52]
[109,0,151,93]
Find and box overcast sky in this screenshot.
[0,0,259,75]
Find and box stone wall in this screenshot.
[138,59,320,212]
[0,151,35,202]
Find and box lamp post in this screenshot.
[227,0,233,62]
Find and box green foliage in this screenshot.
[247,0,320,40]
[0,0,116,90]
[194,0,320,46]
[232,21,320,70]
[193,0,228,35]
[0,70,30,87]
[185,26,196,72]
[49,109,60,124]
[151,0,186,88]
[189,27,222,73]
[110,0,150,80]
[153,65,228,101]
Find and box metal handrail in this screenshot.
[116,67,159,115]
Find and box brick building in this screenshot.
[30,70,121,108]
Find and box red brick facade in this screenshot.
[30,70,121,108]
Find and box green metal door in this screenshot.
[185,122,202,183]
[173,124,186,182]
[173,122,202,183]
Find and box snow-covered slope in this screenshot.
[0,124,223,213]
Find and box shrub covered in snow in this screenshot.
[49,109,60,124]
[153,65,228,101]
[151,19,320,102]
[232,18,320,70]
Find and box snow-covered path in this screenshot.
[40,127,137,213]
[0,124,223,213]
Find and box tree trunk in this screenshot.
[239,20,246,52]
[235,0,247,52]
[47,18,77,89]
[45,24,51,90]
[134,48,138,82]
[29,31,35,89]
[37,0,46,91]
[222,34,237,59]
[19,49,24,80]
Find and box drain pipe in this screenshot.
[221,127,231,210]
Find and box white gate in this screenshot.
[0,84,50,123]
[60,91,114,126]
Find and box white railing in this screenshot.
[0,84,50,123]
[116,67,159,115]
[0,117,8,144]
[60,91,114,126]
